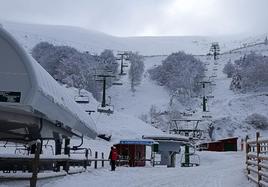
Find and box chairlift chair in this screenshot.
[74,95,90,104]
[97,104,114,115]
[112,82,123,86]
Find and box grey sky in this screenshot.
[0,0,267,36]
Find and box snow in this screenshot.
[30,57,97,137]
[1,20,268,187]
[109,56,170,118]
[195,42,268,140]
[1,20,264,56]
[33,152,251,187]
[142,134,189,141]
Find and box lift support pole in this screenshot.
[96,75,115,108]
[30,140,41,187]
[184,144,190,166]
[116,52,129,75]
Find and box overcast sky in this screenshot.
[0,0,267,37]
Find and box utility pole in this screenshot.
[198,81,214,113]
[95,73,122,114]
[96,74,115,108]
[116,51,129,75]
[210,42,220,60]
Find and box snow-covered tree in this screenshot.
[99,49,118,74]
[149,51,205,97]
[128,52,144,92]
[245,113,268,129]
[31,42,116,100]
[230,52,268,92]
[223,60,235,78]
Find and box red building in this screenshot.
[198,137,238,152]
[114,139,155,167]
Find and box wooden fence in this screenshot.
[246,132,268,187]
[0,140,110,187]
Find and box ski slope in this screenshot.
[3,152,248,187]
[108,56,169,118]
[1,20,267,187]
[196,43,268,140]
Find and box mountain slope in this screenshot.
[2,20,264,55]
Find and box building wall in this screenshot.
[202,138,238,152]
[115,144,146,167]
[0,30,32,103]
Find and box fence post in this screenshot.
[256,132,261,187]
[245,135,250,178]
[94,152,98,169]
[101,152,104,167]
[241,138,244,151]
[84,149,89,170]
[30,140,41,187]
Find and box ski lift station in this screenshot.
[114,139,157,167]
[143,134,189,167]
[0,26,97,142]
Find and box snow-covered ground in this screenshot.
[1,20,266,56]
[0,152,253,187]
[1,20,267,187]
[109,56,169,118]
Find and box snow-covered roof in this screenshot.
[142,134,189,142]
[118,139,157,145]
[0,26,97,138]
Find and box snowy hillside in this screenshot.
[1,20,268,141]
[1,20,265,56]
[1,20,266,187]
[196,43,268,140]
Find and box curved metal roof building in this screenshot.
[0,26,97,141]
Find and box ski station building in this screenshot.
[0,25,97,142]
[114,139,157,167]
[143,134,189,167]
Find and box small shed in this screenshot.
[142,134,189,167]
[198,137,238,152]
[114,139,156,167]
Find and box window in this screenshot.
[0,91,21,103]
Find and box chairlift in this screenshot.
[180,112,193,117]
[202,115,212,119]
[210,75,217,78]
[74,95,90,104]
[112,82,123,86]
[97,104,114,115]
[85,110,95,115]
[206,95,214,99]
